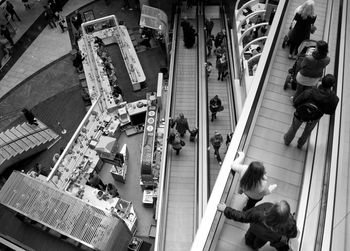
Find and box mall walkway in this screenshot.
[0,0,95,99]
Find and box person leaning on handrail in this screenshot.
[217,200,298,251]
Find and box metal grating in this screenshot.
[0,171,129,250]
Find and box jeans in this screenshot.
[284,116,319,147]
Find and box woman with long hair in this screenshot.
[217,200,298,251]
[288,0,317,59]
[293,40,330,101]
[232,151,277,211]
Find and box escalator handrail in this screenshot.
[190,1,289,250]
[154,6,180,251]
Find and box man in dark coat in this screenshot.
[174,113,189,137]
[284,74,339,149]
[205,18,214,37]
[22,108,38,126]
[6,1,21,22]
[209,95,222,122]
[218,200,298,251]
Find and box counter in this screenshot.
[92,25,146,91]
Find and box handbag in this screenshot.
[180,140,185,146]
[218,105,224,112]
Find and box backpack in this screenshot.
[294,102,323,122]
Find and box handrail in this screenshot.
[320,0,346,250]
[0,126,49,148]
[237,10,266,31]
[197,1,208,225]
[47,97,101,181]
[240,36,267,58]
[235,0,259,17]
[190,1,288,250]
[222,5,237,128]
[238,21,268,45]
[153,5,179,251]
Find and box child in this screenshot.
[189,128,199,142]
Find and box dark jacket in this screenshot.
[175,117,189,135]
[293,86,339,120]
[210,97,222,113]
[224,203,298,246]
[299,54,330,78]
[289,13,316,45]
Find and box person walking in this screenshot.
[216,54,228,81]
[6,1,21,22]
[0,25,14,46]
[174,113,189,137]
[214,45,225,60]
[209,95,222,122]
[171,133,183,155]
[293,40,330,101]
[288,0,316,59]
[22,108,38,126]
[210,131,224,165]
[205,18,214,37]
[284,74,339,149]
[231,151,277,211]
[217,200,298,251]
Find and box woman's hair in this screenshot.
[313,40,329,59]
[240,161,265,190]
[265,200,291,232]
[297,0,315,19]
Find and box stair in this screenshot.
[0,119,60,174]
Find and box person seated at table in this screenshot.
[87,171,106,190]
[106,183,120,198]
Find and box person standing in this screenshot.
[217,200,298,251]
[171,133,183,155]
[293,40,330,101]
[6,1,21,22]
[174,113,189,137]
[231,151,277,211]
[189,127,198,142]
[284,74,339,149]
[71,10,83,31]
[205,18,214,37]
[22,108,38,126]
[216,54,228,81]
[209,95,222,122]
[0,25,14,46]
[206,35,213,57]
[288,0,316,59]
[210,131,224,164]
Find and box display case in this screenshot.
[109,144,128,183]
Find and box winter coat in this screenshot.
[175,117,189,135]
